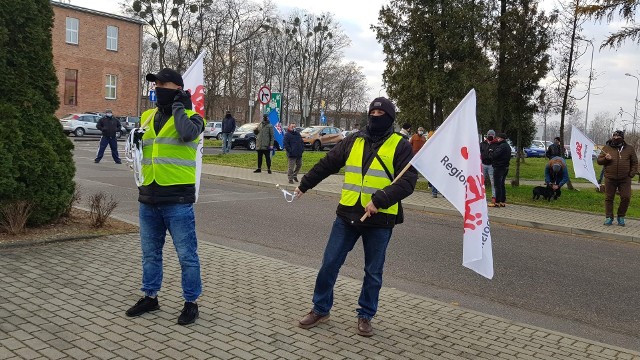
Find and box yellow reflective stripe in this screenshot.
[154,137,199,149]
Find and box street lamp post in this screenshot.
[625,73,639,134]
[583,39,594,132]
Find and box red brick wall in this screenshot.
[51,4,142,118]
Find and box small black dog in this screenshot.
[532,185,561,201]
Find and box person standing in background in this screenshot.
[220,111,236,154]
[95,109,123,164]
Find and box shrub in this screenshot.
[88,192,118,228]
[0,200,34,235]
[0,0,76,226]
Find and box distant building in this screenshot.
[50,1,144,118]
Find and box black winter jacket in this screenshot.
[479,140,497,165]
[490,140,512,168]
[298,129,418,228]
[221,114,236,133]
[284,129,304,158]
[96,115,123,137]
[138,98,205,205]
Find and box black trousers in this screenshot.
[95,136,121,163]
[493,166,509,203]
[256,149,271,170]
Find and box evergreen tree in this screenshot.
[0,0,75,225]
[372,0,495,131]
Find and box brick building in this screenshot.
[51,1,144,118]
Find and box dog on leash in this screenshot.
[532,185,561,201]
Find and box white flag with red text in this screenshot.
[410,89,494,279]
[570,125,599,188]
[182,50,206,202]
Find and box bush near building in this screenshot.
[0,0,75,226]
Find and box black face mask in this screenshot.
[156,87,179,106]
[487,136,494,141]
[612,138,623,145]
[367,114,394,136]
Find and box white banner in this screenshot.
[570,125,599,189]
[182,50,207,202]
[410,89,494,279]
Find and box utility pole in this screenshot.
[625,73,639,134]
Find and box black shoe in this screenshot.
[268,169,272,174]
[115,161,122,164]
[289,179,294,184]
[125,296,159,317]
[94,160,100,163]
[253,169,261,173]
[293,177,299,182]
[177,302,199,325]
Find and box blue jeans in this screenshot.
[221,133,232,154]
[482,164,495,198]
[139,203,202,302]
[95,136,120,163]
[312,217,393,320]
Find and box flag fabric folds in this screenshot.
[570,125,599,188]
[182,50,207,202]
[409,89,494,279]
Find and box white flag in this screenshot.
[410,89,494,279]
[570,125,599,189]
[182,51,207,202]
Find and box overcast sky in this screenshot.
[63,0,639,130]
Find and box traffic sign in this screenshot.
[149,89,156,102]
[257,85,271,105]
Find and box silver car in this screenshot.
[204,121,222,139]
[60,113,101,137]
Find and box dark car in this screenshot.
[523,144,546,158]
[231,122,282,150]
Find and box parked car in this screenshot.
[230,122,282,150]
[59,113,101,137]
[115,116,140,134]
[523,144,546,158]
[300,126,344,151]
[204,121,222,139]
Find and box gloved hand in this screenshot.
[173,89,191,103]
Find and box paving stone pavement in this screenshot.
[1,234,639,360]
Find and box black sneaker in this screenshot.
[268,169,272,174]
[253,169,261,173]
[94,160,100,163]
[177,302,199,325]
[125,296,159,317]
[293,177,299,182]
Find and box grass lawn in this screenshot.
[202,149,634,217]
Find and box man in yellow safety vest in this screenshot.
[294,97,417,337]
[125,68,205,326]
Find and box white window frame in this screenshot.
[106,26,118,51]
[105,74,117,99]
[66,17,79,44]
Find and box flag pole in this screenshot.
[360,162,414,222]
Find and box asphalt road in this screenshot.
[71,140,640,352]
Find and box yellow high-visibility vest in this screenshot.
[339,134,402,214]
[140,108,201,186]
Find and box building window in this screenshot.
[64,69,78,105]
[106,26,118,51]
[236,106,241,113]
[105,74,117,99]
[65,17,79,44]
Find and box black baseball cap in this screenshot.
[146,68,184,87]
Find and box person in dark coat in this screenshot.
[597,130,638,226]
[546,137,563,159]
[254,114,274,173]
[95,109,123,164]
[294,97,417,337]
[220,111,236,154]
[284,123,304,184]
[490,132,512,207]
[480,130,497,205]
